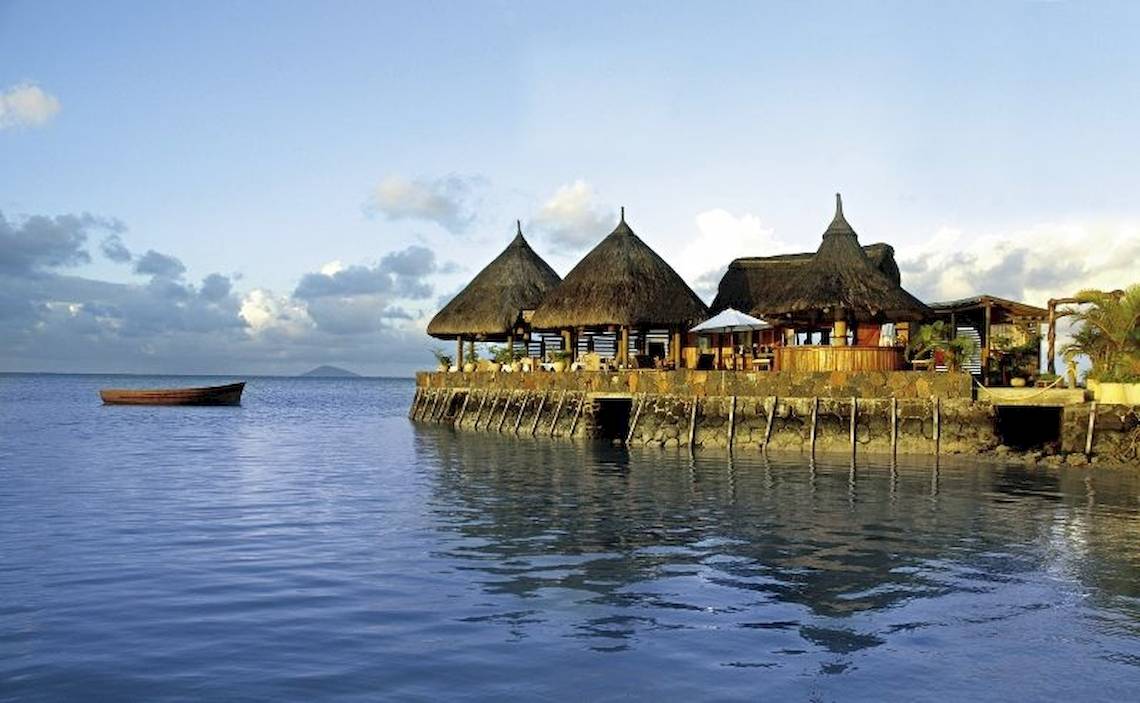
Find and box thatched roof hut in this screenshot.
[427,222,561,340]
[713,195,930,324]
[531,211,709,329]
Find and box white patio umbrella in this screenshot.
[689,308,771,334]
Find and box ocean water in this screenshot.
[2,373,1139,701]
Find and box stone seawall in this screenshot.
[411,371,1140,467]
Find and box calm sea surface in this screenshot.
[2,374,1140,701]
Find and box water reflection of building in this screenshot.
[420,429,1140,652]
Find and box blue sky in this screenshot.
[2,1,1139,375]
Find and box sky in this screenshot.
[2,0,1139,377]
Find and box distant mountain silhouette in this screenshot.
[300,365,361,378]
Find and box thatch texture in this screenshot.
[427,224,561,339]
[531,214,709,329]
[712,195,930,324]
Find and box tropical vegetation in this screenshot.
[1061,285,1140,383]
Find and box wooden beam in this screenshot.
[688,397,699,449]
[497,390,514,432]
[530,392,547,436]
[1086,401,1097,456]
[809,396,819,458]
[891,397,898,461]
[626,393,645,445]
[549,390,566,437]
[472,390,487,429]
[456,391,471,427]
[727,395,737,451]
[763,396,777,451]
[568,393,585,437]
[514,392,529,434]
[409,388,422,419]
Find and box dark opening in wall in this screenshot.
[594,398,633,442]
[995,406,1062,450]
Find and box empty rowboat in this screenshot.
[99,382,245,406]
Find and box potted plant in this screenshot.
[550,349,573,373]
[907,321,977,372]
[430,348,452,372]
[462,346,479,374]
[491,344,518,373]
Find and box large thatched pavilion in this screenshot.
[427,222,561,366]
[530,210,709,368]
[711,195,931,371]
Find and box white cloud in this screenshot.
[675,209,790,300]
[369,174,479,233]
[532,180,612,252]
[897,219,1140,305]
[0,83,61,129]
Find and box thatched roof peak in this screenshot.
[531,214,708,329]
[824,193,856,238]
[426,221,561,339]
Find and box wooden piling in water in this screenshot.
[530,392,547,436]
[456,391,471,427]
[472,390,487,429]
[809,396,819,458]
[497,391,514,432]
[549,390,566,437]
[1086,401,1097,456]
[890,397,898,460]
[409,388,422,419]
[763,396,776,451]
[687,397,698,449]
[568,393,584,438]
[727,395,737,451]
[933,396,940,456]
[514,392,530,435]
[850,397,857,462]
[426,389,441,422]
[626,393,645,445]
[436,390,453,422]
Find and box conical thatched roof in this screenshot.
[712,242,901,314]
[427,222,561,339]
[718,195,930,324]
[531,210,709,329]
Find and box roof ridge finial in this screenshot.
[516,219,522,236]
[835,193,843,219]
[620,206,625,223]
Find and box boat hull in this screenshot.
[99,382,245,406]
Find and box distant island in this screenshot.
[300,365,361,378]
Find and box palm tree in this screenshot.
[1062,285,1140,381]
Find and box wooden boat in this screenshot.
[99,382,245,406]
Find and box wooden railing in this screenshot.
[774,345,906,372]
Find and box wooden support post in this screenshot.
[809,396,819,458]
[1085,401,1097,456]
[456,391,471,427]
[437,390,454,421]
[484,391,502,430]
[933,396,940,457]
[763,396,777,451]
[456,336,464,369]
[891,397,898,460]
[850,396,857,462]
[472,390,487,429]
[619,326,630,367]
[427,389,441,421]
[409,388,421,419]
[1047,299,1057,375]
[626,393,645,445]
[530,392,547,436]
[727,395,737,451]
[568,393,585,437]
[671,330,682,368]
[514,392,529,434]
[497,391,514,432]
[687,397,699,449]
[549,390,567,437]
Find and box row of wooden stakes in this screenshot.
[409,387,590,438]
[410,387,956,458]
